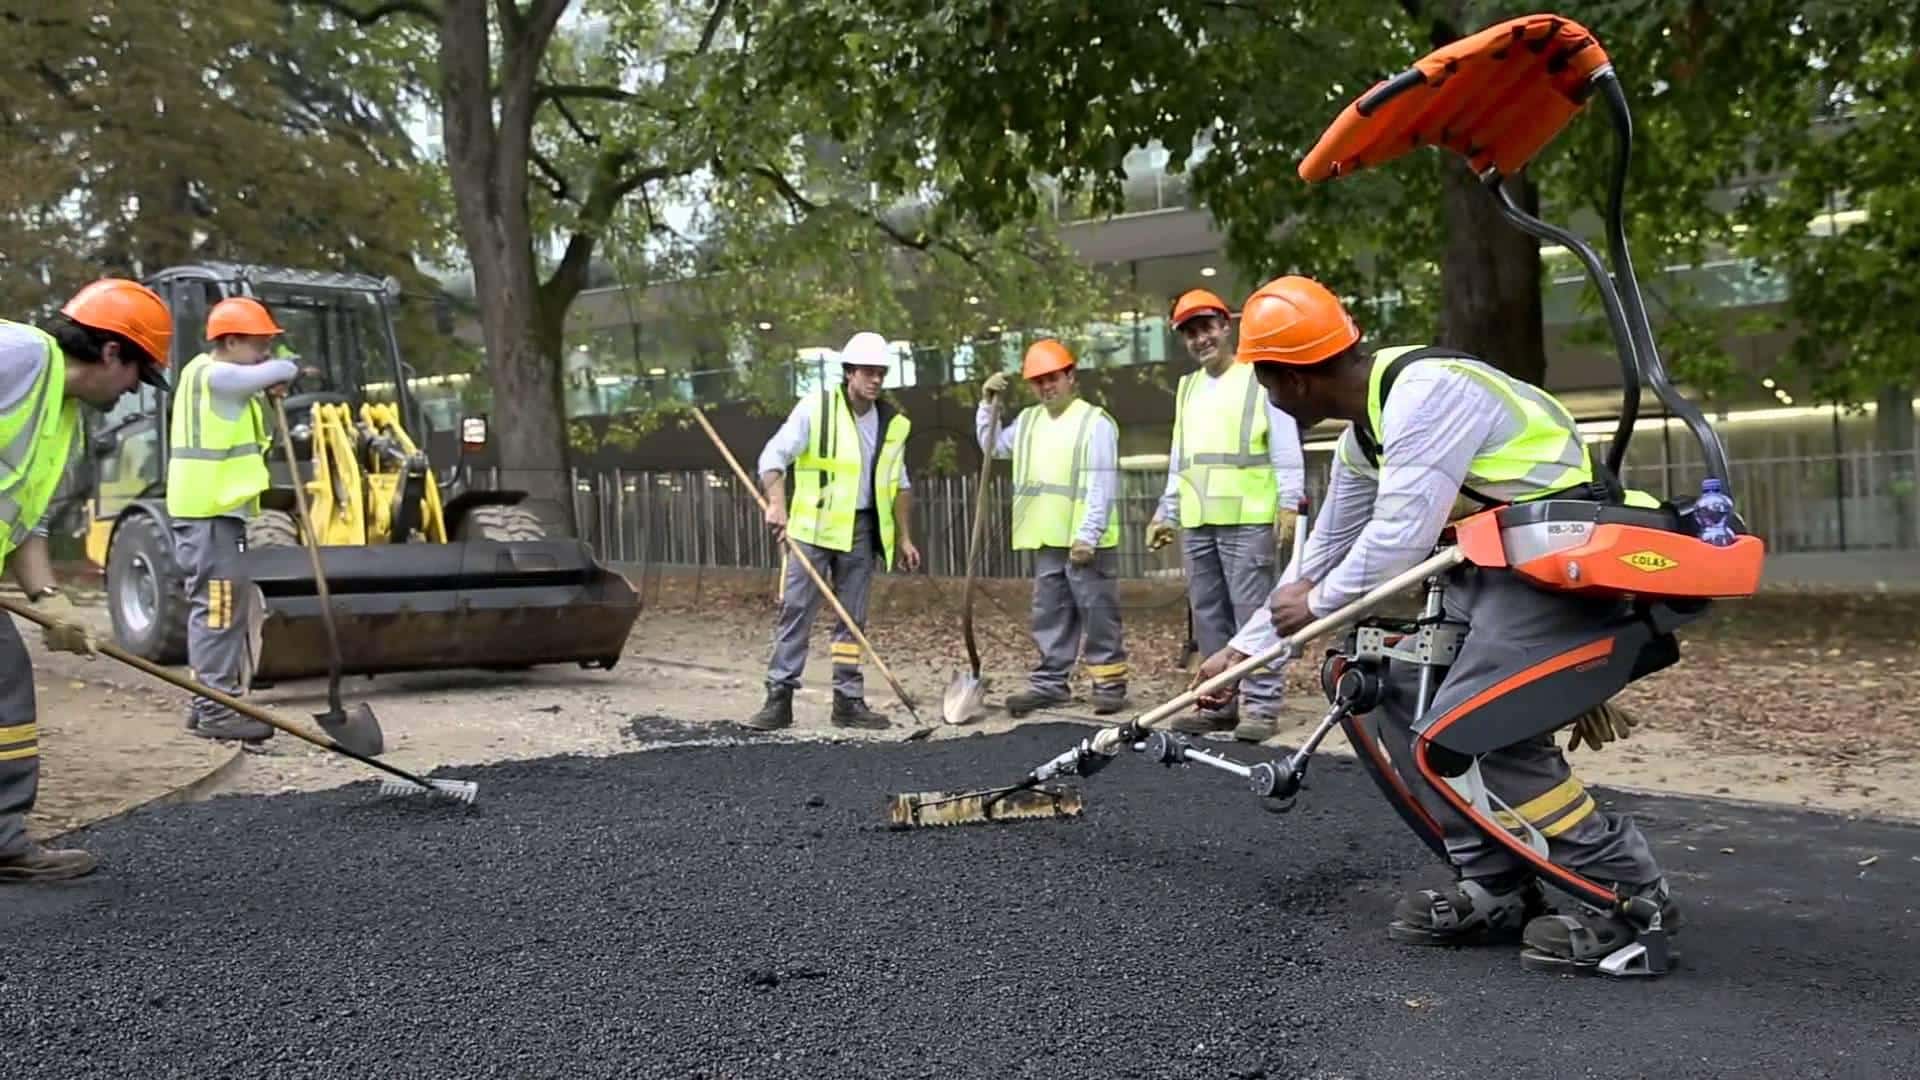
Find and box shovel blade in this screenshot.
[942,670,988,726]
[316,701,384,757]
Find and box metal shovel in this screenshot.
[943,403,999,725]
[271,395,385,757]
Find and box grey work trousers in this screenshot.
[1181,523,1284,718]
[0,615,38,858]
[1028,546,1127,697]
[1370,565,1662,887]
[766,511,878,698]
[172,516,257,728]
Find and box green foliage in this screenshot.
[0,3,448,317]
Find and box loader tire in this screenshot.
[458,504,548,543]
[105,511,189,665]
[246,509,301,549]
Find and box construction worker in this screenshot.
[166,297,299,745]
[979,339,1127,716]
[1146,288,1307,742]
[1193,274,1673,975]
[743,331,920,731]
[1,279,173,883]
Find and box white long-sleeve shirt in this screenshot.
[1153,368,1307,521]
[757,392,910,510]
[977,399,1117,548]
[1227,363,1514,656]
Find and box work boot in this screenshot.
[742,685,794,731]
[1521,879,1682,975]
[1168,706,1235,735]
[0,842,99,883]
[830,691,891,730]
[1004,688,1069,718]
[1388,874,1548,946]
[1231,711,1279,743]
[1090,684,1128,716]
[189,712,274,745]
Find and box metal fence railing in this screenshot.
[525,447,1920,578]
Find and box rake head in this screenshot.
[888,784,1083,829]
[377,777,479,804]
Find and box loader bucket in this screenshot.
[236,540,642,682]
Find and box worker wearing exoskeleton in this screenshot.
[1,278,173,883]
[1195,274,1669,975]
[167,297,300,746]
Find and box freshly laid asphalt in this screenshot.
[4,720,1917,1079]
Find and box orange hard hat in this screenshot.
[1170,288,1231,328]
[1022,338,1075,380]
[61,278,173,380]
[205,296,284,340]
[1233,276,1359,366]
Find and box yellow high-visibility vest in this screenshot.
[1011,397,1121,550]
[1169,361,1276,526]
[787,385,910,568]
[0,322,82,570]
[166,352,270,518]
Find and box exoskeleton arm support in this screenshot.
[1012,545,1469,790]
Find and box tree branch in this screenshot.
[534,83,639,105]
[747,164,982,267]
[289,0,442,24]
[530,149,575,202]
[697,0,733,54]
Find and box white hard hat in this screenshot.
[840,331,893,369]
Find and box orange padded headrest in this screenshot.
[1299,13,1611,183]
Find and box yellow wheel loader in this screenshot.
[83,262,642,681]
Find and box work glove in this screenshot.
[1565,700,1637,752]
[1145,517,1176,551]
[31,589,97,658]
[982,371,1009,400]
[1069,540,1095,566]
[1273,507,1299,554]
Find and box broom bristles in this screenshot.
[888,786,1082,829]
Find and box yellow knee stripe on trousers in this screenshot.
[1086,662,1128,680]
[830,643,863,665]
[1493,777,1598,838]
[209,579,232,630]
[0,722,38,761]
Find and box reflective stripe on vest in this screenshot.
[166,352,270,518]
[0,322,81,570]
[1170,362,1276,527]
[786,385,909,568]
[1011,398,1121,550]
[1338,345,1592,504]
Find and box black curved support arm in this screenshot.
[1594,70,1733,489]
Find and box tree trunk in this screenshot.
[1408,0,1549,385]
[1435,160,1547,383]
[436,0,577,534]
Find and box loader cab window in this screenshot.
[90,276,207,518]
[250,286,393,401]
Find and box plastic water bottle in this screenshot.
[1694,478,1736,546]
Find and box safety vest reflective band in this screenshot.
[787,385,910,569]
[1336,345,1593,505]
[166,352,270,518]
[1170,362,1276,527]
[1011,397,1120,551]
[0,322,82,572]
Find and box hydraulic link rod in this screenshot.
[1000,545,1464,797]
[1136,695,1356,809]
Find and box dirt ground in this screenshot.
[20,566,1920,843]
